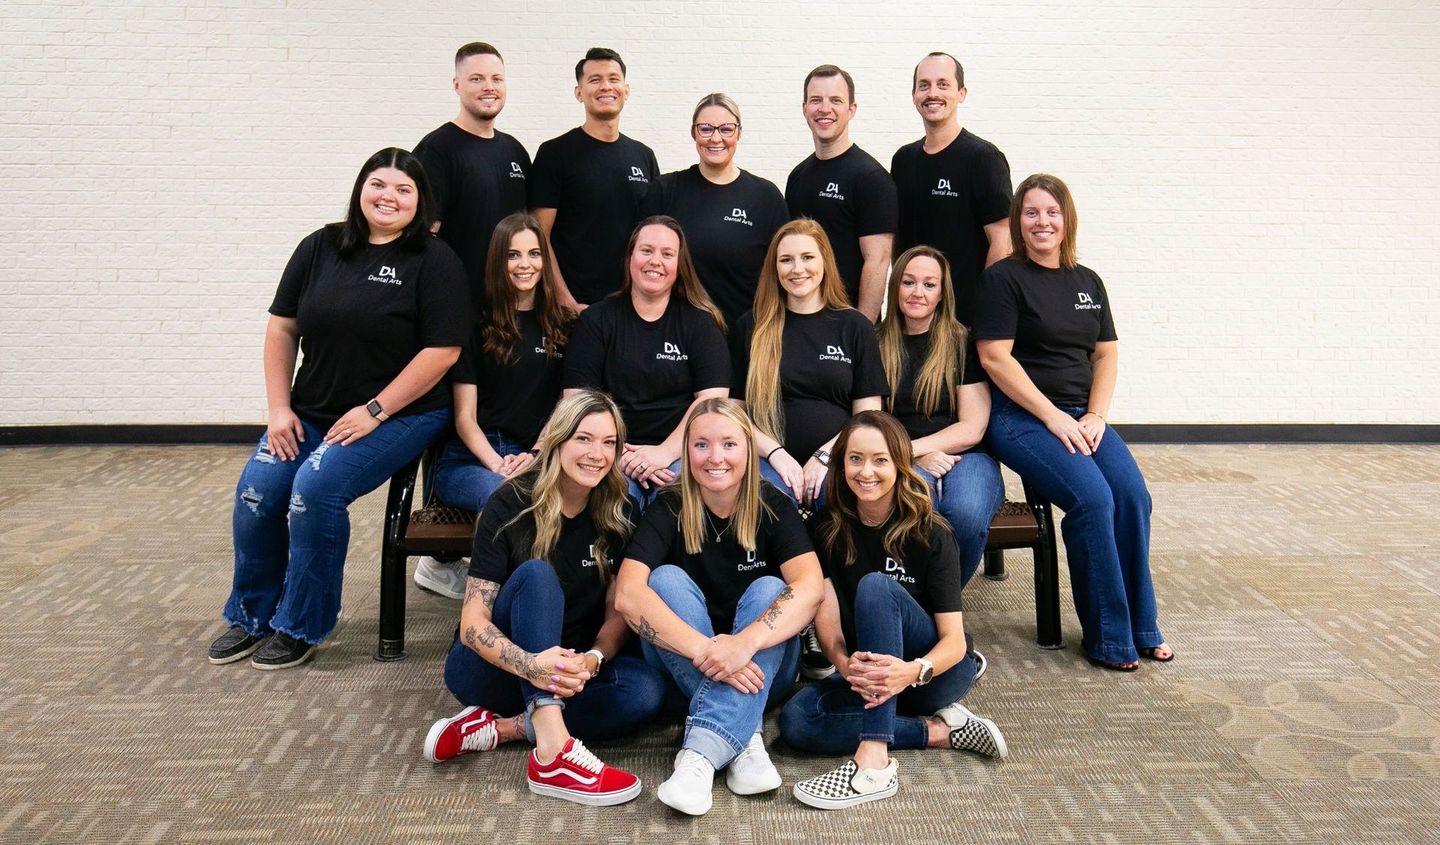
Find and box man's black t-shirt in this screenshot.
[529,128,659,304]
[730,308,888,461]
[269,228,471,429]
[890,331,985,442]
[562,295,730,445]
[468,482,633,649]
[812,517,964,651]
[891,131,1012,324]
[784,146,898,304]
[625,484,813,635]
[412,123,531,313]
[972,259,1118,408]
[452,309,566,446]
[644,166,789,324]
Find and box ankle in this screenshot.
[925,716,950,748]
[853,740,889,770]
[495,714,527,745]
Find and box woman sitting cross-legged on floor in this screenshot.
[423,390,666,807]
[780,411,1007,811]
[615,397,823,816]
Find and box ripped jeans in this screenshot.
[224,408,449,644]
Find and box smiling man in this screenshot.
[530,47,660,309]
[891,52,1013,325]
[784,65,897,322]
[413,42,531,316]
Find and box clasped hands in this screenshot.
[526,645,595,698]
[692,633,766,695]
[843,651,921,709]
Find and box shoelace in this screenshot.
[561,739,604,773]
[675,749,712,777]
[459,720,498,752]
[803,626,822,652]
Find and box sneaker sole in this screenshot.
[251,647,316,671]
[207,639,264,665]
[800,663,836,680]
[527,778,642,807]
[423,706,481,763]
[792,780,898,810]
[413,567,465,600]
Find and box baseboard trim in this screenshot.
[2,423,1437,446]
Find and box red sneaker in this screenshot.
[423,706,498,763]
[526,737,642,806]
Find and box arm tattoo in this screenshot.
[635,617,677,654]
[463,623,503,652]
[498,641,542,681]
[462,625,479,650]
[463,578,500,611]
[760,585,795,630]
[477,624,500,648]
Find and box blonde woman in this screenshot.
[781,412,1006,810]
[423,390,664,807]
[615,398,823,816]
[730,219,887,508]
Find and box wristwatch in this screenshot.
[584,648,605,670]
[912,658,934,687]
[813,448,831,466]
[366,399,389,421]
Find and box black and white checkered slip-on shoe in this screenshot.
[792,758,898,810]
[935,701,1008,759]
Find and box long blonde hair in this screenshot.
[745,219,851,442]
[678,397,770,555]
[876,245,968,417]
[505,390,631,581]
[818,411,940,566]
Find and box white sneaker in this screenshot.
[793,758,898,810]
[935,701,1008,759]
[725,732,782,795]
[413,556,468,600]
[657,748,715,816]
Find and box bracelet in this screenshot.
[764,446,785,462]
[584,648,605,668]
[1085,411,1107,423]
[528,448,540,456]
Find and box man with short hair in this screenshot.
[530,47,659,309]
[784,64,897,321]
[891,52,1012,325]
[413,42,531,315]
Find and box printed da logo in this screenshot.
[581,544,598,568]
[819,343,852,364]
[931,177,958,198]
[628,165,649,183]
[884,557,916,584]
[1074,291,1102,311]
[509,161,525,179]
[656,341,689,362]
[819,181,846,201]
[724,207,753,227]
[367,264,402,285]
[738,548,764,571]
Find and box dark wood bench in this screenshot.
[374,458,1063,660]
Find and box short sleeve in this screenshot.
[972,265,1020,341]
[623,495,681,569]
[849,313,889,399]
[416,241,473,347]
[268,230,323,318]
[960,337,986,386]
[764,485,815,564]
[686,309,732,392]
[413,135,452,219]
[468,485,521,582]
[451,325,486,385]
[561,307,607,390]
[758,180,790,244]
[1095,274,1118,342]
[854,167,898,238]
[971,144,1014,226]
[528,138,564,209]
[642,171,676,217]
[925,525,965,614]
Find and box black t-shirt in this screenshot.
[625,484,813,635]
[269,228,471,429]
[812,517,964,651]
[972,259,1118,408]
[730,308,888,461]
[529,128,660,304]
[468,483,634,649]
[644,166,789,324]
[891,131,1012,325]
[452,310,566,446]
[561,295,730,445]
[890,331,985,442]
[412,123,531,313]
[784,146,898,304]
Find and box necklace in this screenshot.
[702,508,727,543]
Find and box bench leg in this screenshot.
[376,457,420,662]
[1033,501,1064,650]
[982,549,1009,581]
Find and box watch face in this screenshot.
[367,400,382,417]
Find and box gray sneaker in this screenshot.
[414,556,468,600]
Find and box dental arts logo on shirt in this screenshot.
[368,265,402,286]
[656,341,689,362]
[509,161,526,179]
[628,166,649,184]
[737,549,766,572]
[884,556,916,585]
[819,344,852,364]
[931,177,958,198]
[819,181,845,201]
[1075,291,1102,311]
[582,545,598,568]
[535,336,564,357]
[724,207,753,226]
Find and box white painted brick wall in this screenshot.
[1,0,1436,425]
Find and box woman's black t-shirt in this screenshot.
[452,309,566,446]
[624,483,813,635]
[971,259,1118,408]
[811,516,964,651]
[467,482,634,649]
[269,228,471,429]
[730,307,888,461]
[562,295,730,445]
[890,330,985,444]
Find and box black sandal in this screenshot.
[1086,655,1139,672]
[1139,645,1175,663]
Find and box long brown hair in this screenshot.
[876,245,968,417]
[619,215,726,332]
[677,398,769,555]
[745,219,851,442]
[482,212,574,362]
[818,411,940,566]
[1009,172,1079,269]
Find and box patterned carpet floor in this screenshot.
[0,444,1437,844]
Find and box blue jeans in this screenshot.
[917,451,1005,587]
[432,433,528,513]
[779,573,976,752]
[225,408,450,644]
[443,560,666,742]
[759,458,825,509]
[626,459,682,511]
[641,565,801,769]
[985,393,1161,663]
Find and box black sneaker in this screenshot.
[972,649,988,683]
[800,624,835,680]
[250,632,317,670]
[208,625,265,665]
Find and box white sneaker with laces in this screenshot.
[935,700,1008,758]
[413,556,468,600]
[725,732,782,795]
[657,748,715,816]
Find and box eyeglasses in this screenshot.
[693,122,740,139]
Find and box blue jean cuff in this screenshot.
[524,696,565,744]
[683,722,741,769]
[1132,630,1165,649]
[858,732,895,745]
[270,624,323,646]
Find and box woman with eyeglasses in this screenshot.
[645,93,790,324]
